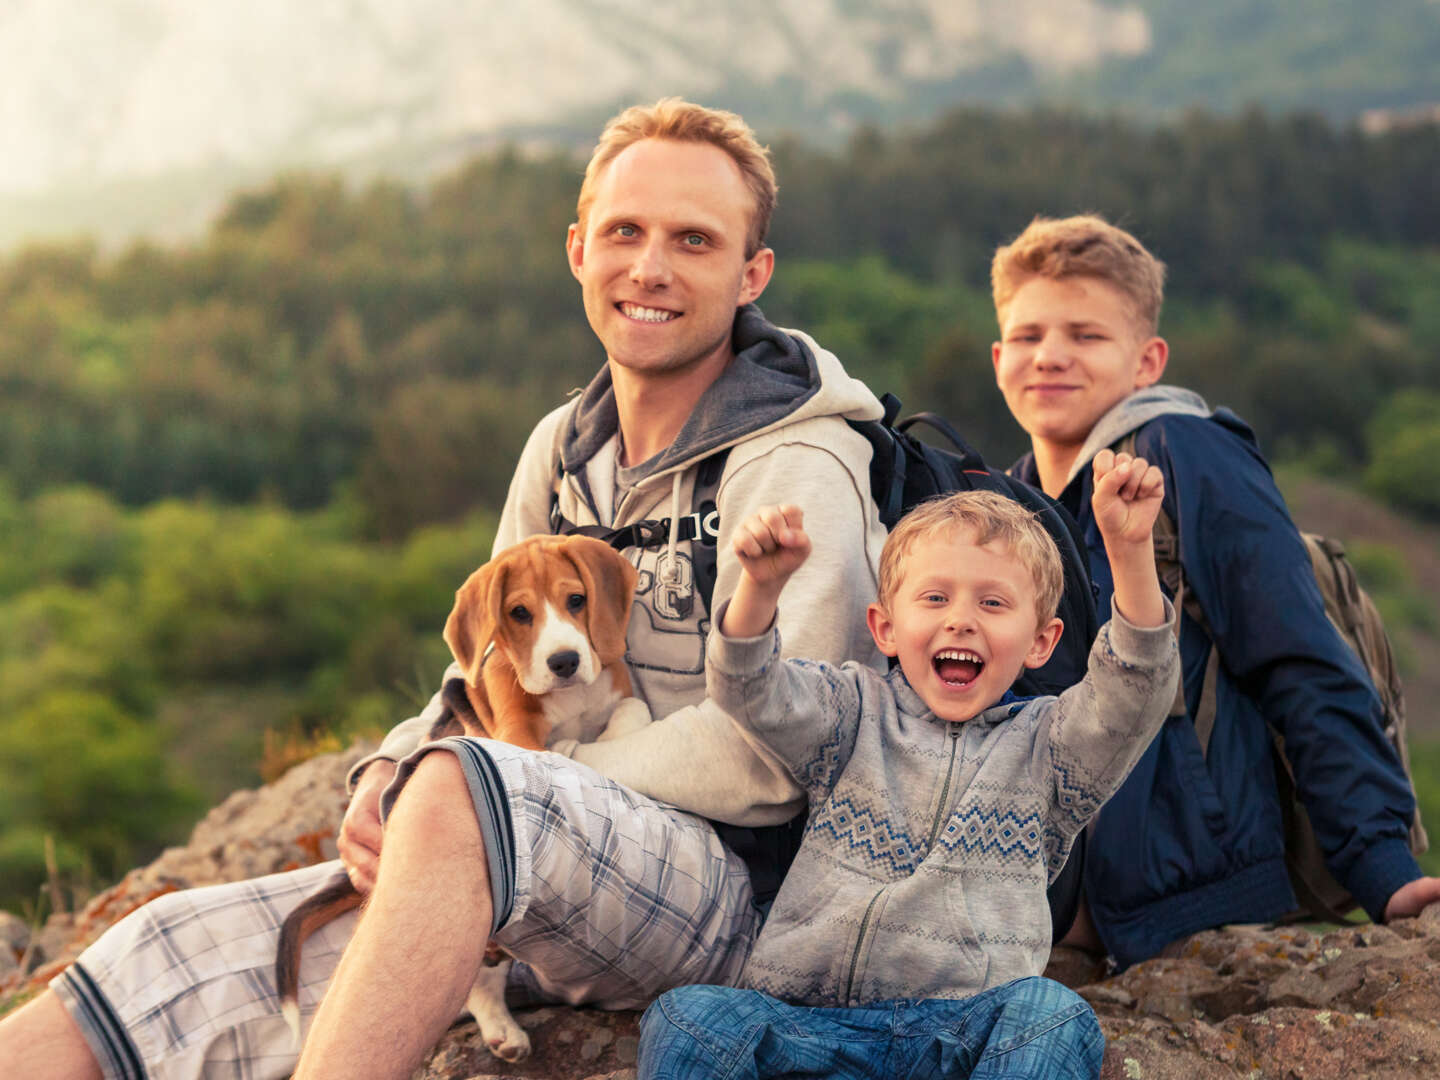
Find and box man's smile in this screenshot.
[618,302,681,323]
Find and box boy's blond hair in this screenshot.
[991,214,1167,336]
[877,491,1063,625]
[576,98,777,259]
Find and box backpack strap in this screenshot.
[548,438,727,618]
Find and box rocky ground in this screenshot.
[4,743,1438,1080]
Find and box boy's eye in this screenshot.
[615,224,637,238]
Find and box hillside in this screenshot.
[3,0,1439,250]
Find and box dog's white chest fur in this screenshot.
[539,667,627,744]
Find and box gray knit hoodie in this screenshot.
[707,603,1179,1007]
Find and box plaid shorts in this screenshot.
[53,739,761,1080]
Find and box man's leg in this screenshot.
[299,736,760,1079]
[0,859,358,1080]
[294,752,492,1080]
[0,990,103,1080]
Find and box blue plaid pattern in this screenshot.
[639,977,1103,1080]
[53,741,761,1079]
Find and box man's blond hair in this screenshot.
[576,98,777,259]
[991,214,1167,336]
[877,491,1063,625]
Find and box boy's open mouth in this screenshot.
[933,649,983,687]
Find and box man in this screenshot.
[0,99,888,1080]
[989,213,1440,968]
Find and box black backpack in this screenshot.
[552,394,1099,939]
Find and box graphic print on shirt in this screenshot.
[627,547,707,676]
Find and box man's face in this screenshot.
[567,138,774,378]
[992,275,1165,454]
[867,529,1061,725]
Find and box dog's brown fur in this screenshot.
[442,534,638,749]
[275,535,642,1061]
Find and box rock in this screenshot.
[5,741,1440,1080]
[0,911,28,976]
[414,1007,642,1080]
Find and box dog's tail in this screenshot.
[275,871,364,1046]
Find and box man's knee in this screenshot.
[384,750,487,860]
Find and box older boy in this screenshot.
[639,460,1178,1080]
[991,214,1440,968]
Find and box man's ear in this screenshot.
[1023,617,1064,670]
[566,223,584,282]
[1133,336,1168,390]
[991,340,1003,380]
[866,602,899,658]
[737,246,775,306]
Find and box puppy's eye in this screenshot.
[567,593,586,612]
[509,605,532,624]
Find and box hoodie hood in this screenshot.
[559,303,880,485]
[1063,385,1213,488]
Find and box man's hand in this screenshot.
[337,759,397,894]
[1091,449,1165,548]
[1383,875,1440,922]
[1092,449,1167,629]
[722,504,812,639]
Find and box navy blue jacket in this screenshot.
[1013,401,1421,967]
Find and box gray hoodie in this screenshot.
[708,602,1178,1007]
[352,308,890,827]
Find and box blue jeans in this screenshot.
[638,977,1102,1080]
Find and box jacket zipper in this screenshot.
[925,724,963,850]
[842,890,884,1005]
[841,723,962,1004]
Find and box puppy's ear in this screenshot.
[444,558,505,686]
[567,536,636,665]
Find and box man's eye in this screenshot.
[567,593,586,612]
[509,605,532,624]
[682,234,706,247]
[616,224,637,238]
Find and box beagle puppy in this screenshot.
[276,535,650,1063]
[441,533,651,751]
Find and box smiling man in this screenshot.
[0,100,890,1080]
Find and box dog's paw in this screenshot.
[479,1015,532,1062]
[598,696,652,740]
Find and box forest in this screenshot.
[2,104,1439,915]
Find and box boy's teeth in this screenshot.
[934,649,983,685]
[621,303,677,322]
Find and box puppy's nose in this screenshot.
[547,650,580,679]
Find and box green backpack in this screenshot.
[1118,434,1429,922]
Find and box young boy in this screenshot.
[991,214,1440,968]
[637,455,1178,1080]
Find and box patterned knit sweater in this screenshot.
[706,602,1178,1007]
